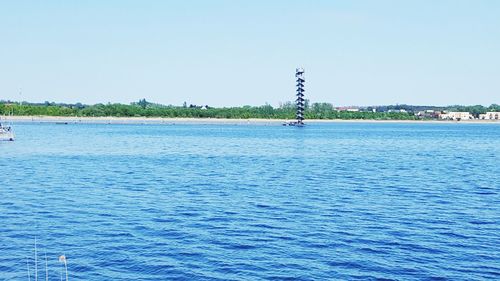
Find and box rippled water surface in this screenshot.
[1,122,499,280]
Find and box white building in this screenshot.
[336,107,360,112]
[388,109,407,113]
[439,112,473,120]
[479,112,499,120]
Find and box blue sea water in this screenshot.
[1,122,499,280]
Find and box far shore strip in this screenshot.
[5,116,500,125]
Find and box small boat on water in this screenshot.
[283,121,306,127]
[0,117,15,141]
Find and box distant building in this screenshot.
[416,110,440,119]
[439,112,473,120]
[337,107,359,112]
[387,109,407,113]
[479,112,499,120]
[189,104,210,110]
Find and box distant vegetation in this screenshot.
[1,99,499,120]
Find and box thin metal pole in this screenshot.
[27,258,31,281]
[34,238,38,281]
[45,253,48,281]
[64,258,68,281]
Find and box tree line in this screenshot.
[0,100,498,120]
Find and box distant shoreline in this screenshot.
[4,116,500,125]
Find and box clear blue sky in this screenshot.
[1,0,499,106]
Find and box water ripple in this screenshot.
[1,122,499,280]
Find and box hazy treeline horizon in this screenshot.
[1,99,499,120]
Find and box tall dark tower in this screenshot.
[295,68,305,125]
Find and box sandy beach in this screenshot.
[5,115,500,125]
